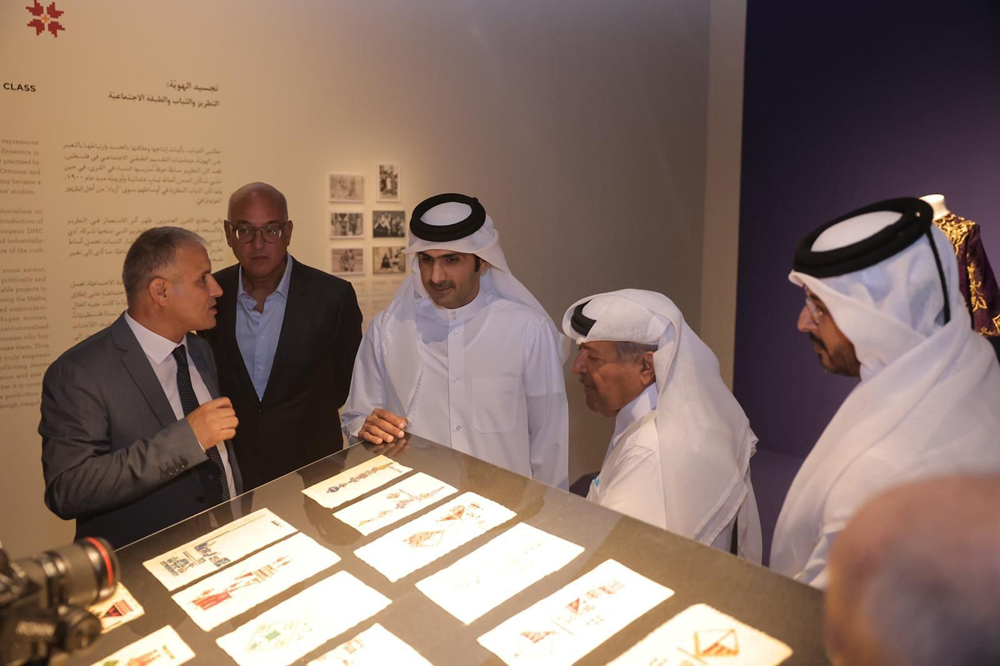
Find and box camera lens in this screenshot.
[13,537,119,608]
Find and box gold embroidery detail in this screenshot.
[967,261,988,312]
[982,315,1000,337]
[933,212,975,258]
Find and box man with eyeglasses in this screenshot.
[201,182,362,490]
[770,197,1000,588]
[798,288,860,378]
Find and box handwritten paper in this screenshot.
[355,492,516,583]
[334,472,457,536]
[90,625,194,666]
[216,571,391,666]
[477,559,674,665]
[143,508,296,591]
[308,624,431,666]
[302,455,412,510]
[88,583,144,634]
[608,603,793,665]
[417,523,584,624]
[172,533,340,631]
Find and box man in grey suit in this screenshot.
[40,227,243,549]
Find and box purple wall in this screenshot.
[736,1,1000,556]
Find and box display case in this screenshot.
[68,435,828,665]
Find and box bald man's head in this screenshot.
[228,182,288,221]
[826,475,1000,666]
[225,182,292,283]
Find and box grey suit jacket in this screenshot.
[40,314,243,548]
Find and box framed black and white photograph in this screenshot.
[331,247,365,276]
[329,173,364,203]
[376,163,400,203]
[373,210,406,238]
[373,246,406,274]
[330,212,364,238]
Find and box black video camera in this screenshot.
[0,538,119,666]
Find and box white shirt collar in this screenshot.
[612,382,658,445]
[237,254,293,303]
[124,312,185,365]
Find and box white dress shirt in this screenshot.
[124,313,237,499]
[588,384,735,551]
[342,281,569,488]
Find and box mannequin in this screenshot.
[919,193,950,219]
[920,194,1000,359]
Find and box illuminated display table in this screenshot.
[67,436,829,665]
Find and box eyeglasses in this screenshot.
[804,290,826,324]
[230,222,286,244]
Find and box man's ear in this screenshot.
[148,277,170,306]
[284,219,293,245]
[640,351,656,387]
[223,220,235,248]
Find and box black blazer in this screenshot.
[203,257,362,490]
[40,315,243,549]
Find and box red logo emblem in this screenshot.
[26,1,65,38]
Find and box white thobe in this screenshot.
[342,283,569,489]
[774,230,1000,587]
[774,380,1000,588]
[587,384,738,552]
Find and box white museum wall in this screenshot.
[702,0,746,388]
[0,0,744,557]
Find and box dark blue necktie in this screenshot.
[172,345,229,502]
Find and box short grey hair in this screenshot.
[613,341,658,361]
[122,226,206,304]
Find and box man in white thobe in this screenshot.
[562,290,762,561]
[341,193,569,488]
[771,197,1000,588]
